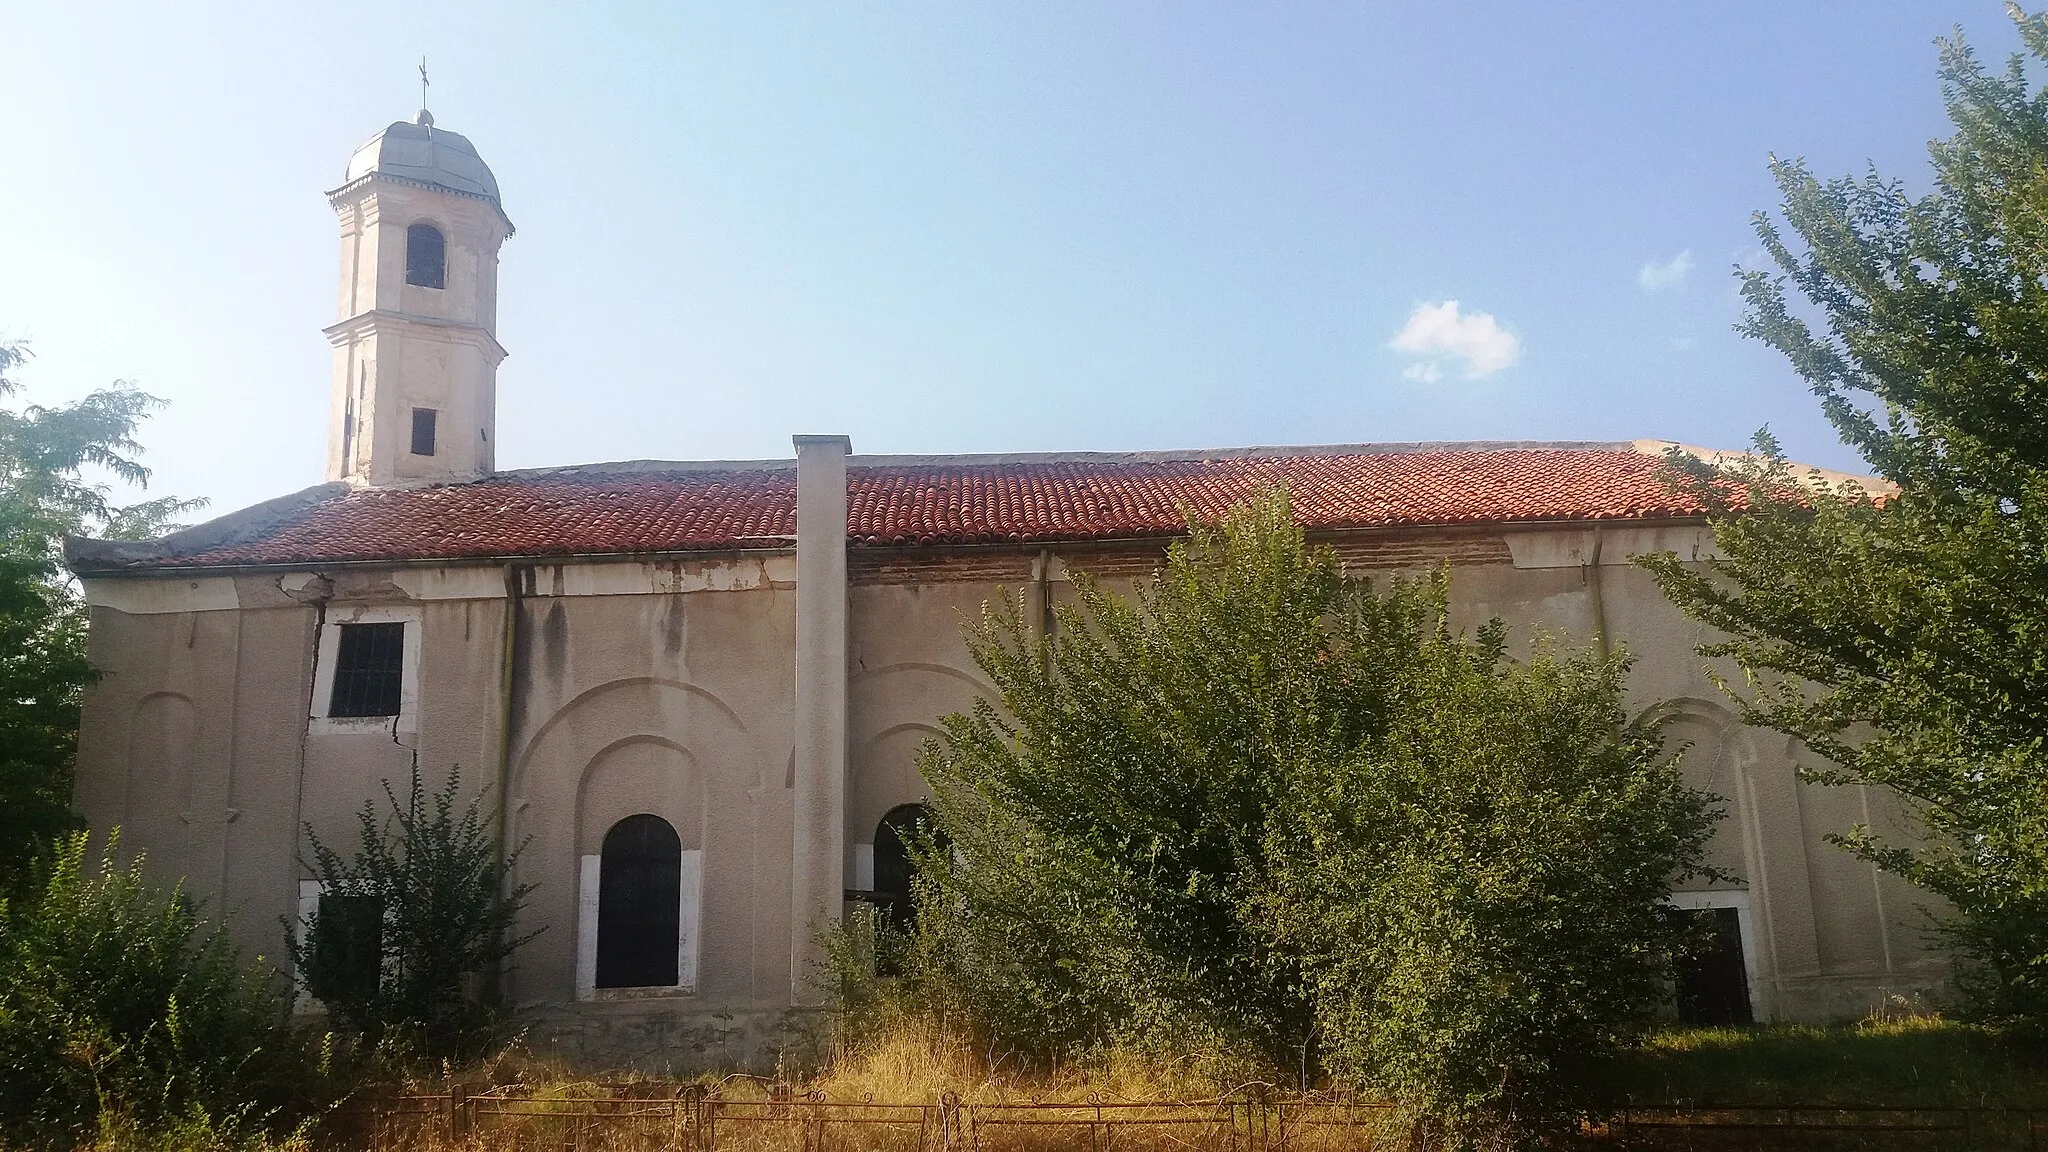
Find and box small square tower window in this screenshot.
[329,622,406,718]
[411,408,437,457]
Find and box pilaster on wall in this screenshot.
[790,434,851,1002]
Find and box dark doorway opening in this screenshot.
[1674,905,1754,1026]
[871,803,934,937]
[596,814,681,988]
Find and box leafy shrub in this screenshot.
[291,763,536,1067]
[860,491,1717,1149]
[0,832,319,1150]
[1263,605,1717,1144]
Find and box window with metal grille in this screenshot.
[410,407,437,456]
[328,622,406,718]
[308,892,382,1004]
[596,814,681,988]
[405,223,445,288]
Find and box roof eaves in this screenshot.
[74,537,802,579]
[64,482,351,575]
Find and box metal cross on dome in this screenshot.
[418,57,429,113]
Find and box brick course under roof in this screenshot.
[65,442,1760,573]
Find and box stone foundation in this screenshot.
[1766,961,1951,1023]
[520,1001,827,1074]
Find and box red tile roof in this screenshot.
[66,443,1741,573]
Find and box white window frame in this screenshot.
[1666,889,1761,1016]
[576,848,702,1000]
[852,842,875,892]
[309,605,422,735]
[293,880,324,1014]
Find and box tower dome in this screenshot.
[338,115,503,208]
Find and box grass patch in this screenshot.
[1607,1014,2048,1108]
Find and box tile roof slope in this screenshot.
[68,443,1739,572]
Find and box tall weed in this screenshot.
[0,832,328,1150]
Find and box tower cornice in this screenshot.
[326,172,515,236]
[323,309,509,364]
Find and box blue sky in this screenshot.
[0,3,2015,516]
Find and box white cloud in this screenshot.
[1638,250,1693,291]
[1388,300,1520,381]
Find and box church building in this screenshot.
[65,112,1943,1066]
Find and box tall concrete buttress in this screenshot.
[791,434,851,1001]
[325,110,512,487]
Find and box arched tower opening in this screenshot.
[404,223,446,289]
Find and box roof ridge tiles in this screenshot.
[498,458,797,479]
[848,439,1641,467]
[495,439,1648,480]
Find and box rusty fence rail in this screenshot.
[339,1087,2048,1150]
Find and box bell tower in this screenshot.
[325,106,511,486]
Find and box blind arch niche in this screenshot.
[574,737,707,997]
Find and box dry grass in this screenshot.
[313,1023,1378,1152]
[366,1016,1272,1108]
[356,1011,2048,1109]
[807,1018,1254,1105]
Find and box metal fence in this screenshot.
[340,1087,2048,1151]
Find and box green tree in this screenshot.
[1639,6,2048,1032]
[1262,598,1718,1144]
[291,764,537,1066]
[0,340,201,898]
[889,493,1716,1147]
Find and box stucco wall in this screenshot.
[75,576,317,964]
[502,561,799,1018]
[72,518,1948,1072]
